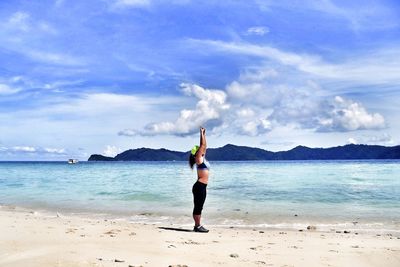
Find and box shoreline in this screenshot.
[1,207,399,267]
[1,204,399,235]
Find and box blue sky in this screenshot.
[1,0,400,160]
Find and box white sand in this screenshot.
[0,207,399,267]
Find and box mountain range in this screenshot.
[88,144,400,161]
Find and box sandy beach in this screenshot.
[0,207,399,267]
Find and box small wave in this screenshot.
[119,192,168,202]
[6,183,24,188]
[96,191,113,196]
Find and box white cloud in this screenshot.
[179,38,393,136]
[267,92,386,132]
[254,0,272,11]
[347,133,395,146]
[239,119,272,136]
[0,91,185,156]
[43,79,84,91]
[22,49,84,66]
[0,84,20,95]
[44,147,66,154]
[118,129,137,137]
[1,91,176,125]
[236,108,255,118]
[312,0,398,32]
[5,11,57,35]
[239,68,278,82]
[12,146,36,152]
[268,90,320,128]
[226,80,283,108]
[0,91,186,160]
[347,137,358,144]
[261,140,295,147]
[371,133,393,144]
[365,133,394,144]
[54,0,65,7]
[188,39,314,70]
[129,83,230,136]
[113,0,151,8]
[37,21,58,35]
[10,76,23,83]
[187,39,400,85]
[0,146,66,154]
[125,65,385,137]
[0,76,84,95]
[255,0,399,32]
[226,67,385,133]
[111,0,190,8]
[317,96,386,132]
[246,26,269,36]
[103,145,122,157]
[122,80,273,137]
[7,12,30,32]
[1,12,80,66]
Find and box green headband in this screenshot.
[191,145,199,155]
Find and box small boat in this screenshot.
[68,159,79,164]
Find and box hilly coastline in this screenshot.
[88,144,400,161]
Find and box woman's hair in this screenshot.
[189,153,196,169]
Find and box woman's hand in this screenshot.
[198,127,207,155]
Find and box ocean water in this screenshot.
[0,160,399,232]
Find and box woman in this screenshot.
[189,127,210,233]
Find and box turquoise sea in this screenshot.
[1,160,399,232]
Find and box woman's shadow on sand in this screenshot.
[158,227,194,232]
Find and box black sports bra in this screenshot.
[196,158,210,170]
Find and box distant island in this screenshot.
[88,144,400,161]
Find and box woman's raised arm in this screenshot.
[196,127,207,161]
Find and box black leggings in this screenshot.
[192,180,207,215]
